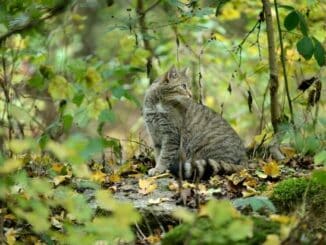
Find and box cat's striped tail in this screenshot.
[169,159,249,180]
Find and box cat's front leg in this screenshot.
[148,135,180,176]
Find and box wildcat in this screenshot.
[143,66,247,180]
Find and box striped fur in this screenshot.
[143,66,247,180]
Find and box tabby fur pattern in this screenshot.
[143,66,247,180]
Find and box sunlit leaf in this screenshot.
[0,159,23,174]
[173,207,196,223]
[138,178,157,195]
[262,161,280,178]
[314,151,326,165]
[48,75,73,100]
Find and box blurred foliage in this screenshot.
[163,200,254,244]
[0,0,325,243]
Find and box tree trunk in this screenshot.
[262,0,281,132]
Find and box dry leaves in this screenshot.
[138,178,157,195]
[263,161,280,178]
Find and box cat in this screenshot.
[143,66,247,180]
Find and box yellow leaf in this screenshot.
[168,180,179,191]
[87,97,107,119]
[263,234,281,245]
[5,228,17,245]
[254,129,273,146]
[242,186,259,197]
[108,173,121,183]
[269,214,291,224]
[227,172,246,185]
[91,170,107,183]
[85,67,101,91]
[138,178,157,195]
[52,163,64,173]
[146,235,161,244]
[48,75,73,100]
[0,159,23,173]
[53,175,69,186]
[221,3,241,20]
[8,139,35,153]
[263,161,280,178]
[7,34,26,50]
[280,146,296,158]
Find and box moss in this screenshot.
[271,177,326,211]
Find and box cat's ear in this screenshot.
[166,65,178,81]
[181,67,189,76]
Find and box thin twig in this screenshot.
[143,0,162,15]
[274,0,295,126]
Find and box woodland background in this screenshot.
[0,0,325,244]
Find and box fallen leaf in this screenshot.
[53,175,69,186]
[227,172,246,185]
[263,234,280,245]
[146,235,161,244]
[168,180,179,191]
[148,197,169,205]
[243,176,258,188]
[148,198,162,205]
[51,216,63,229]
[91,170,107,183]
[263,161,280,178]
[242,186,259,197]
[5,228,17,245]
[280,146,296,159]
[209,175,222,186]
[256,170,268,179]
[138,178,157,195]
[51,162,64,173]
[108,173,121,183]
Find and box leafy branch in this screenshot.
[0,1,70,44]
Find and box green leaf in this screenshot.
[38,134,49,150]
[232,196,276,213]
[284,11,299,31]
[99,109,116,123]
[296,36,314,60]
[226,219,253,241]
[72,91,85,106]
[28,73,44,90]
[314,150,326,165]
[112,87,126,99]
[297,12,308,36]
[312,170,326,186]
[312,37,325,66]
[277,4,295,10]
[62,114,73,133]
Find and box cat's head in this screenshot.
[154,65,192,99]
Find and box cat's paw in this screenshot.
[148,167,166,176]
